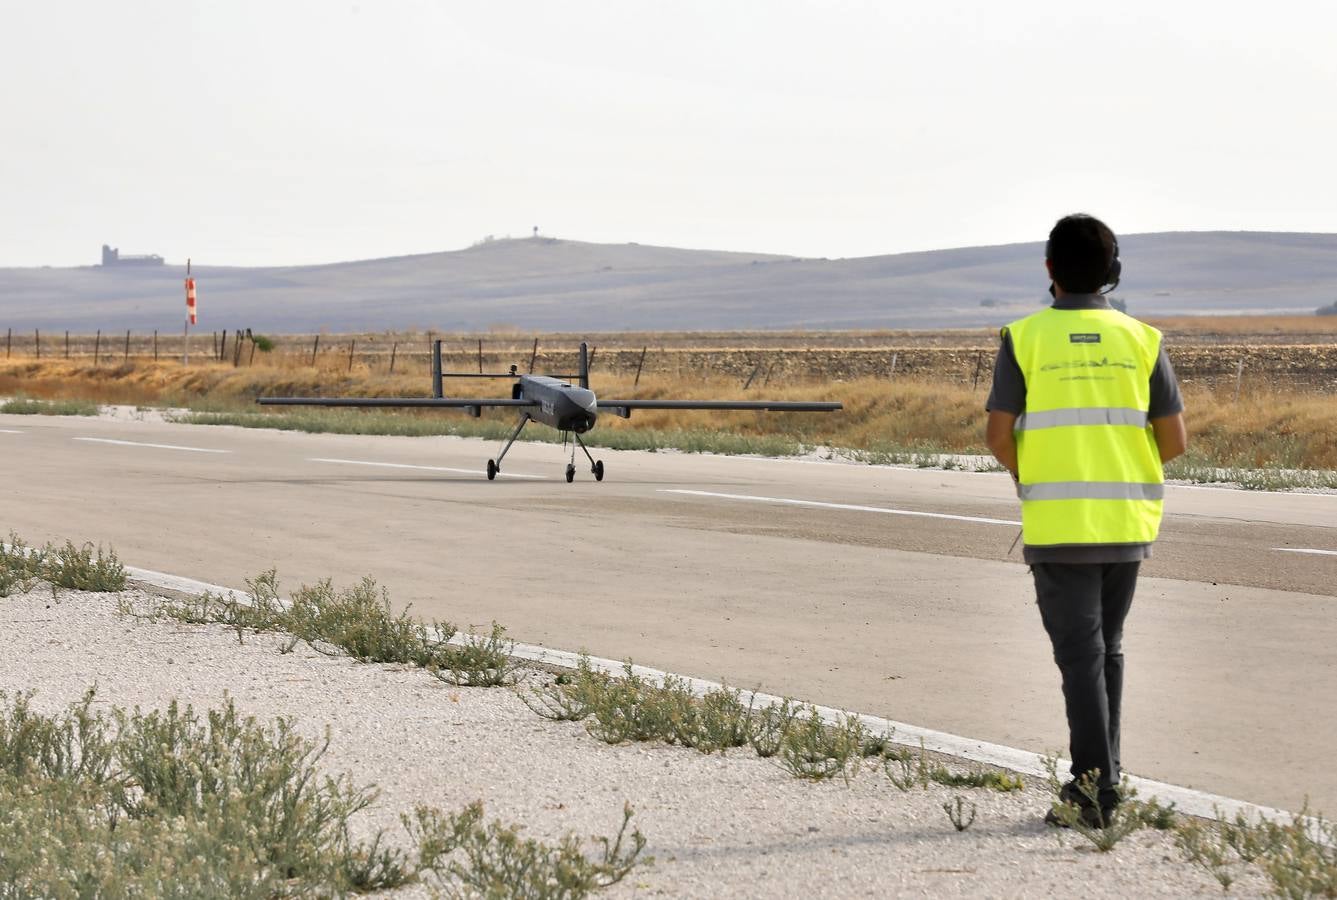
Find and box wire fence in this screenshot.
[4,328,1336,392]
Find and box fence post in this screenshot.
[348,340,356,373]
[587,345,597,373]
[1233,358,1245,403]
[477,338,483,374]
[233,331,243,367]
[212,331,218,359]
[124,330,131,362]
[154,330,158,361]
[389,342,397,374]
[5,328,9,358]
[94,330,101,365]
[35,329,40,359]
[634,346,648,386]
[889,352,898,379]
[971,352,984,391]
[311,335,320,366]
[249,339,256,366]
[528,338,539,374]
[219,330,228,363]
[763,359,777,387]
[65,330,70,359]
[432,340,443,398]
[742,363,762,390]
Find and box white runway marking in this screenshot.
[0,429,25,434]
[74,437,229,454]
[1274,548,1337,557]
[658,489,1022,526]
[308,457,545,480]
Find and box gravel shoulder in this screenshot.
[2,586,1273,898]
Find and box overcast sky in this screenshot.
[2,0,1334,267]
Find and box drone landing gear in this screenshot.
[566,432,603,483]
[487,413,530,481]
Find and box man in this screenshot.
[984,214,1187,826]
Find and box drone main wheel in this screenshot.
[593,460,604,482]
[565,463,576,483]
[486,459,498,481]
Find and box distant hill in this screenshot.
[3,232,1336,333]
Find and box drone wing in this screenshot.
[595,399,841,419]
[257,397,535,417]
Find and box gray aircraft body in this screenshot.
[260,342,841,482]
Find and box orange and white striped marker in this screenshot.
[185,277,197,325]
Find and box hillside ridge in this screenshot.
[3,232,1335,332]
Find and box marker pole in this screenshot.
[183,258,195,365]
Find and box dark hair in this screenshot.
[1045,214,1118,293]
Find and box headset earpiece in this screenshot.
[1101,235,1121,294]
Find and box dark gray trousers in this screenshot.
[1031,561,1140,801]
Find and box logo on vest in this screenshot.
[1069,333,1102,344]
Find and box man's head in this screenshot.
[1045,214,1120,295]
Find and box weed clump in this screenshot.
[882,739,1025,794]
[1175,806,1337,896]
[0,690,396,896]
[0,534,47,597]
[0,395,98,416]
[0,690,648,898]
[1,533,126,596]
[525,659,1031,790]
[408,801,649,897]
[943,796,977,832]
[144,569,516,686]
[44,540,127,592]
[778,708,866,782]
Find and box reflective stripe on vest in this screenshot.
[1015,407,1148,431]
[1017,481,1165,501]
[1005,306,1165,547]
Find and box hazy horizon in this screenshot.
[12,226,1337,272]
[3,1,1335,268]
[5,231,1335,334]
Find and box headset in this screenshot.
[1046,225,1121,297]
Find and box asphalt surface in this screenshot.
[3,412,1335,812]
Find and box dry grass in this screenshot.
[3,349,1336,472]
[1145,315,1337,337]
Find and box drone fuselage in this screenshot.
[517,375,598,433]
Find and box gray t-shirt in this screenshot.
[985,294,1184,564]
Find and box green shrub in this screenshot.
[44,541,127,592]
[408,801,649,898]
[0,533,48,598]
[1,534,126,596]
[0,395,99,416]
[778,708,866,783]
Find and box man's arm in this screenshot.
[986,410,1019,478]
[984,331,1024,479]
[1151,413,1188,463]
[1147,346,1187,464]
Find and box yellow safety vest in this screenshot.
[1004,307,1165,547]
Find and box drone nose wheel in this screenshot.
[486,459,498,481]
[565,463,576,483]
[593,460,604,481]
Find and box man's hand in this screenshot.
[1151,412,1188,463]
[985,410,1019,478]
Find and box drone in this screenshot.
[259,342,841,482]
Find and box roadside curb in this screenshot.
[124,564,1298,826]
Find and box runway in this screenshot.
[3,412,1334,811]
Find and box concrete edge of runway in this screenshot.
[121,565,1303,827]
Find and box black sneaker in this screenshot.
[1044,781,1118,829]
